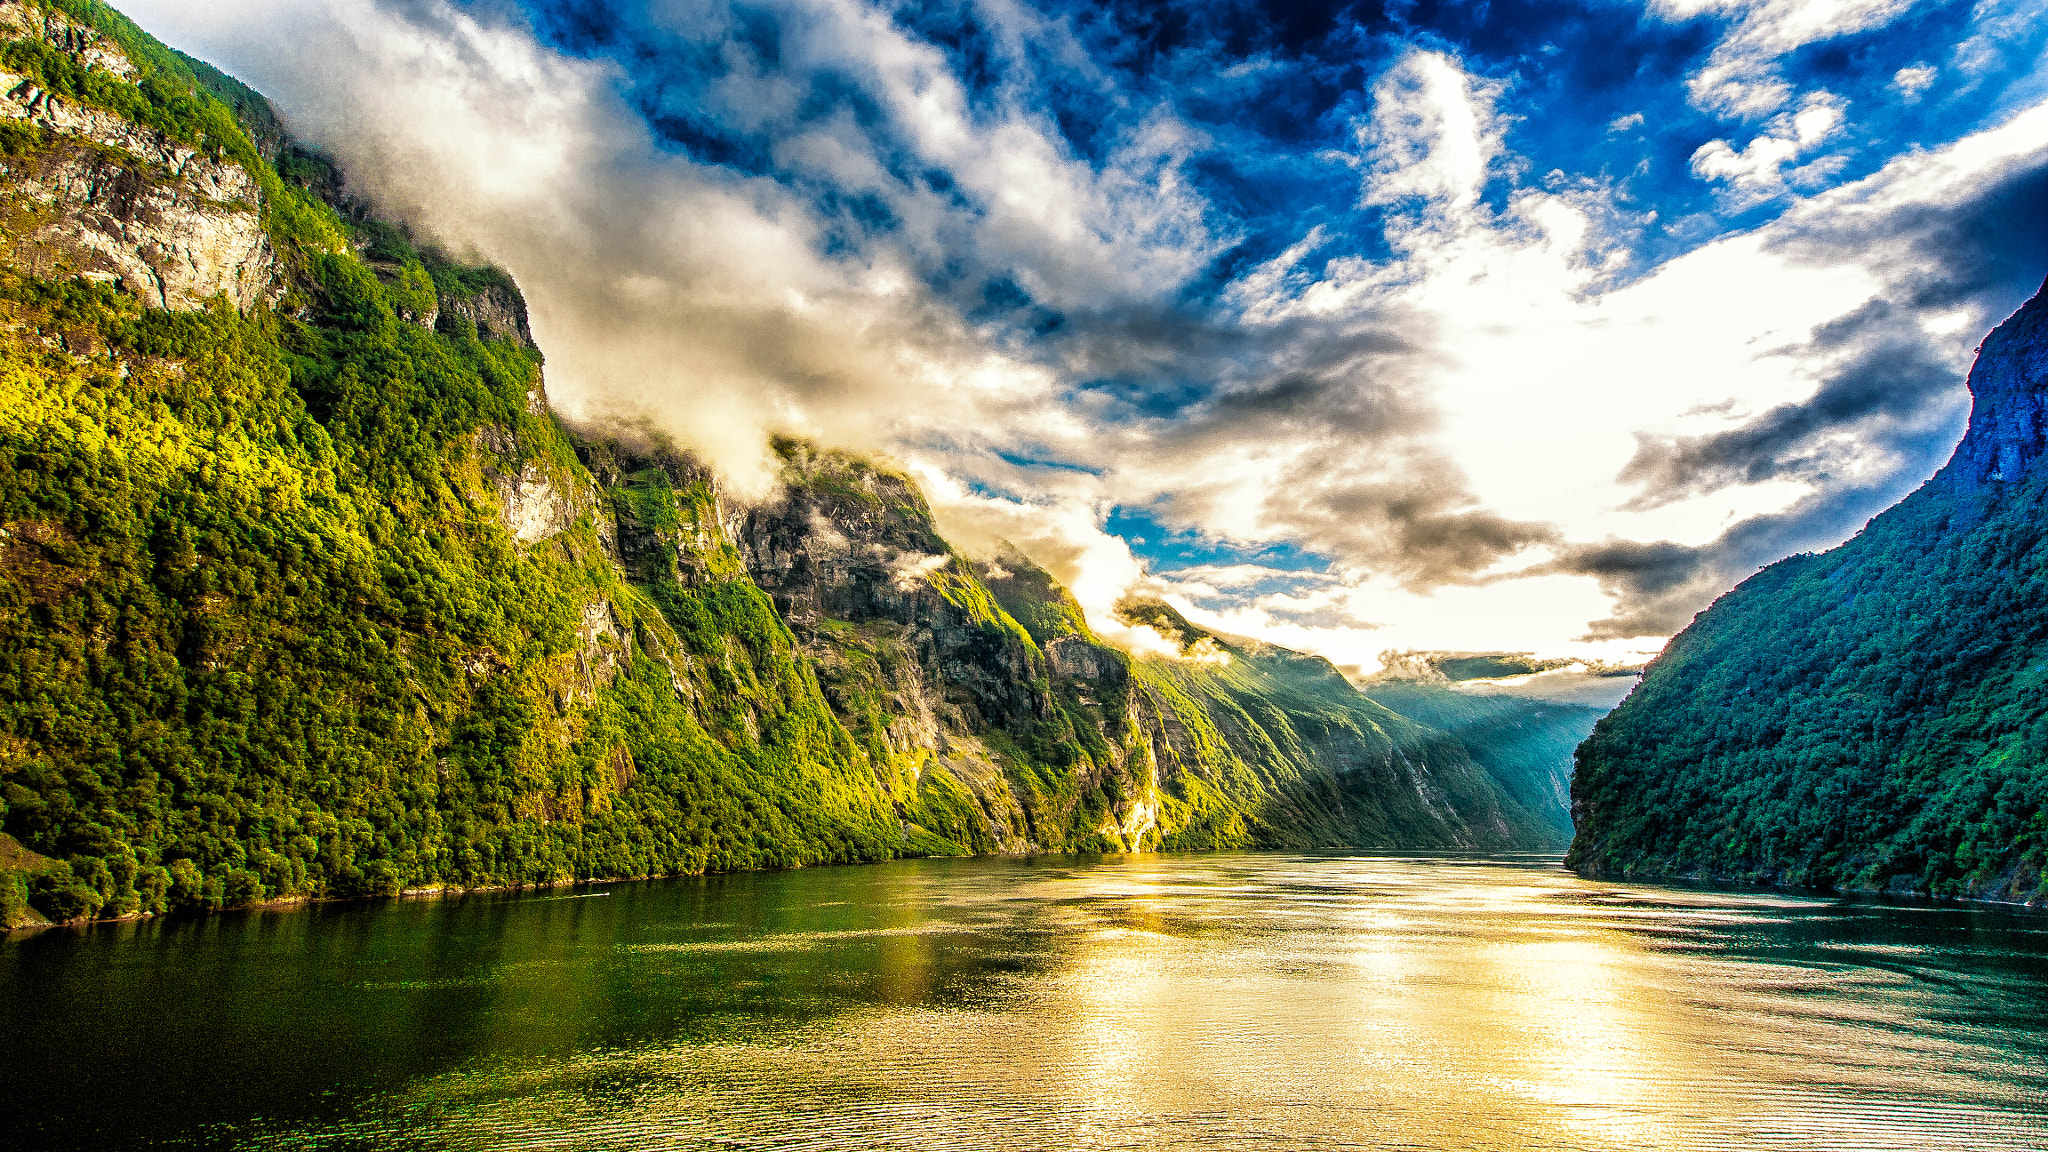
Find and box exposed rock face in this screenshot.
[0,2,134,78]
[0,4,279,311]
[566,599,627,706]
[494,463,573,544]
[734,446,1050,734]
[581,440,726,585]
[442,283,534,348]
[1046,633,1124,682]
[1945,276,2048,489]
[475,410,604,547]
[726,448,1087,852]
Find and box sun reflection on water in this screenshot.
[117,854,2048,1151]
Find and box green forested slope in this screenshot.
[0,0,1553,928]
[0,0,900,924]
[1102,600,1546,850]
[1568,279,2048,902]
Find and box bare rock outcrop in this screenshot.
[733,446,1050,735]
[474,420,601,547]
[1046,633,1125,682]
[0,3,134,78]
[495,462,573,544]
[565,599,627,706]
[0,4,280,311]
[1944,274,2048,489]
[0,2,279,311]
[441,282,534,347]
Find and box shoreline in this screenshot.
[3,867,792,935]
[1566,862,2048,912]
[3,844,1584,934]
[17,850,2042,936]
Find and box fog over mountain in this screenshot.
[131,0,2048,674]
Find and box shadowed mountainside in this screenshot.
[1569,275,2048,903]
[1360,678,1605,847]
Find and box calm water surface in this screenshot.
[5,853,2048,1150]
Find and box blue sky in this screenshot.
[141,0,2048,671]
[502,0,2036,273]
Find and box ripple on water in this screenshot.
[9,854,2048,1151]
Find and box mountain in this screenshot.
[0,0,1552,927]
[1362,675,1609,848]
[1359,651,1634,847]
[1568,277,2048,903]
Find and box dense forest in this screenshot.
[0,0,920,926]
[1569,277,2048,902]
[0,0,1564,928]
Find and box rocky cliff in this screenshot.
[0,0,278,310]
[0,0,1554,927]
[1945,279,2048,491]
[1568,277,2048,903]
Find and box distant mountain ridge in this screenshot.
[1360,680,1603,847]
[1569,275,2048,903]
[0,0,1563,928]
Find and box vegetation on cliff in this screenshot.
[0,0,1564,927]
[1101,599,1552,850]
[1568,279,2048,902]
[0,0,904,924]
[1361,679,1602,847]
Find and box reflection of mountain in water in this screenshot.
[12,855,2047,1151]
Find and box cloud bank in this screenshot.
[130,0,2048,674]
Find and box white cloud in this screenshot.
[1356,51,1506,217]
[122,0,1240,501]
[117,0,2048,669]
[1950,0,2047,79]
[1690,91,1849,203]
[1891,63,1939,101]
[1652,0,1919,116]
[1175,66,2048,646]
[911,466,1197,660]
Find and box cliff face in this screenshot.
[728,447,1056,852]
[1944,280,2048,490]
[1568,278,2048,902]
[735,445,1051,737]
[0,1,278,310]
[0,0,1555,928]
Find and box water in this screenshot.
[4,853,2047,1151]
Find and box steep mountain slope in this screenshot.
[727,448,1552,855]
[0,0,1550,927]
[1099,598,1545,849]
[1361,677,1604,846]
[0,0,904,925]
[1569,277,2048,903]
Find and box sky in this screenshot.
[128,0,2048,675]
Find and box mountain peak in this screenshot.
[1946,275,2048,489]
[1568,266,2048,901]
